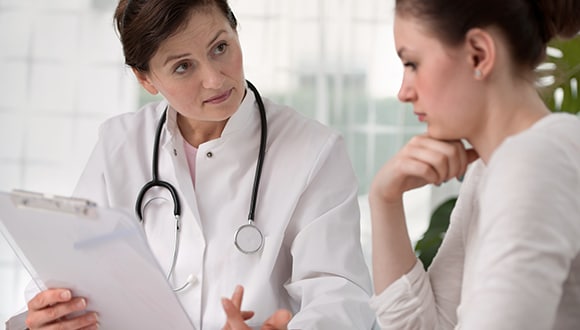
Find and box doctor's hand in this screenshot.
[26,288,99,330]
[221,285,292,330]
[370,134,478,203]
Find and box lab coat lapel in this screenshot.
[162,108,205,234]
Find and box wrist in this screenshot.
[369,182,403,206]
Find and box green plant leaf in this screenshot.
[415,197,457,270]
[537,35,580,114]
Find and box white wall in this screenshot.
[0,0,137,321]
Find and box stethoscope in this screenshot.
[134,80,267,292]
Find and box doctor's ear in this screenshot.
[464,28,496,80]
[132,68,159,95]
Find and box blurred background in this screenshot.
[0,0,459,322]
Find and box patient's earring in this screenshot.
[474,69,482,79]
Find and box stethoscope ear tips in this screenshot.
[185,273,197,286]
[173,273,197,292]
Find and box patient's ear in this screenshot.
[132,68,159,95]
[464,28,496,79]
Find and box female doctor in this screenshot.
[21,0,376,329]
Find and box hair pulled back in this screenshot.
[114,0,238,72]
[395,0,580,69]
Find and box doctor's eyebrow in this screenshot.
[164,53,191,66]
[162,30,228,66]
[206,29,227,48]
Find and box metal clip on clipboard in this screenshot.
[10,189,97,218]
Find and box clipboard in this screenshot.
[0,190,194,329]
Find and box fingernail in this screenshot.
[457,174,465,182]
[78,298,86,308]
[60,290,71,300]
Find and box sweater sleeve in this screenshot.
[457,135,580,329]
[370,161,486,329]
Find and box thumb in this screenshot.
[221,298,250,330]
[262,309,292,330]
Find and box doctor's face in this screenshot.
[135,6,245,123]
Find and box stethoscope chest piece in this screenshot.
[234,220,264,254]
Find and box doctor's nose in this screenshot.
[201,64,225,90]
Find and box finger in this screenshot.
[262,309,293,330]
[372,135,452,201]
[438,140,472,183]
[454,142,468,180]
[426,140,478,181]
[458,148,479,180]
[403,145,450,184]
[230,285,244,309]
[410,138,470,184]
[406,148,449,184]
[221,298,250,330]
[466,148,479,164]
[398,157,440,184]
[57,312,99,330]
[241,310,255,320]
[412,138,461,183]
[26,297,88,329]
[28,289,72,311]
[78,323,100,330]
[448,140,469,181]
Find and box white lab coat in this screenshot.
[71,89,376,329]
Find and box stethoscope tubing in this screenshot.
[135,80,267,264]
[135,111,181,222]
[245,80,267,224]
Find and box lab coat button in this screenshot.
[206,151,213,158]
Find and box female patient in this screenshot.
[370,0,580,328]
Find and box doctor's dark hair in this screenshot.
[114,0,238,73]
[395,0,580,70]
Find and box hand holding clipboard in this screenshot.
[0,190,194,329]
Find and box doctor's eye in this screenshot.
[213,42,228,56]
[174,62,191,74]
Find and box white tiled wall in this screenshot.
[0,0,137,322]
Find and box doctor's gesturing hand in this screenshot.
[25,289,98,330]
[221,286,292,330]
